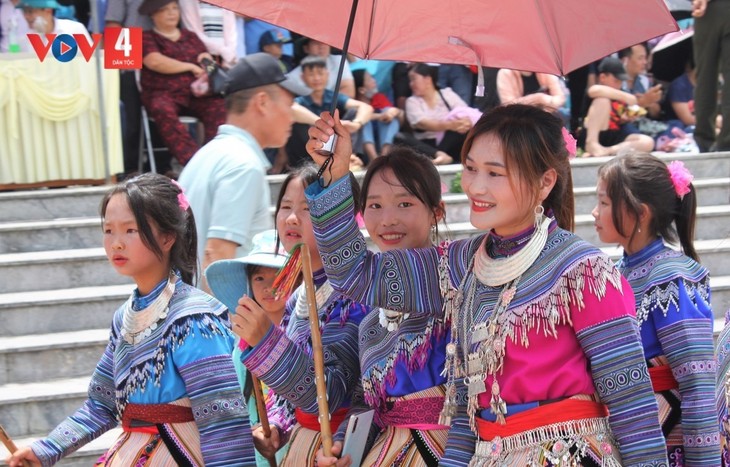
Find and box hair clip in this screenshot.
[562,127,577,160]
[170,180,190,211]
[667,160,693,200]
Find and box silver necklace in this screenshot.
[121,273,176,345]
[473,215,551,287]
[294,280,334,319]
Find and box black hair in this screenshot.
[352,69,366,90]
[360,147,446,237]
[618,42,648,59]
[597,153,698,261]
[274,163,361,252]
[100,173,198,285]
[462,104,575,231]
[409,63,440,90]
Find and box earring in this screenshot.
[638,227,642,233]
[431,225,438,244]
[534,204,545,229]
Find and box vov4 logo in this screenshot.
[27,27,142,69]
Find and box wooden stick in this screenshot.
[250,374,277,467]
[0,424,31,467]
[300,245,333,457]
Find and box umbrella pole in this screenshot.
[300,244,333,457]
[316,0,360,161]
[250,374,277,467]
[0,423,30,467]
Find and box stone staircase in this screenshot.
[0,151,728,465]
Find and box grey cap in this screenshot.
[224,53,310,97]
[598,57,629,81]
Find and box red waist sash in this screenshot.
[476,398,609,440]
[649,364,679,392]
[295,407,349,432]
[122,403,195,434]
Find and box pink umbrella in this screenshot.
[211,0,677,77]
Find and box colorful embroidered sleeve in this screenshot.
[241,304,364,418]
[717,309,730,464]
[653,278,719,464]
[30,336,119,466]
[175,315,256,466]
[574,274,668,466]
[306,175,446,316]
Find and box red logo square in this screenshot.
[104,27,142,69]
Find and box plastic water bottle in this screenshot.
[8,16,20,53]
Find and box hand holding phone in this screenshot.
[341,410,375,467]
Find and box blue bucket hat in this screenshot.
[205,230,288,312]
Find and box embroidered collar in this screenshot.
[620,237,664,268]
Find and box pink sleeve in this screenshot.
[405,96,425,126]
[571,274,637,333]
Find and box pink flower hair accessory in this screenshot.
[170,180,190,212]
[667,160,693,200]
[562,127,577,160]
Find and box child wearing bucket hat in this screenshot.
[206,229,293,466]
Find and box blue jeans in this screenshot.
[362,118,400,152]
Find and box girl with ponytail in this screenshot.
[594,153,718,465]
[7,173,256,467]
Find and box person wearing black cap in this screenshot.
[138,0,226,169]
[178,52,310,289]
[580,57,655,157]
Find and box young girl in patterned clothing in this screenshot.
[318,149,450,466]
[6,173,255,467]
[230,164,368,466]
[594,153,719,465]
[304,104,668,466]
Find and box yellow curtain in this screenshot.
[0,52,123,185]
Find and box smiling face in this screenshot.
[363,168,436,251]
[275,177,321,268]
[460,133,538,236]
[102,193,172,294]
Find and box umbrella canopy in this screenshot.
[212,0,677,76]
[651,27,693,83]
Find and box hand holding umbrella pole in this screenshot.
[0,424,31,467]
[314,0,360,161]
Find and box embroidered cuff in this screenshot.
[242,326,290,376]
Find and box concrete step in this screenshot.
[0,377,90,438]
[0,186,109,223]
[0,284,130,337]
[0,218,101,254]
[0,248,132,293]
[0,428,122,467]
[0,330,108,385]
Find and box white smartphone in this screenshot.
[341,409,375,467]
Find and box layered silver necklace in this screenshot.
[121,272,176,345]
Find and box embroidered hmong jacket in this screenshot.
[241,268,368,436]
[30,278,256,467]
[306,175,669,467]
[618,239,719,465]
[716,310,730,466]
